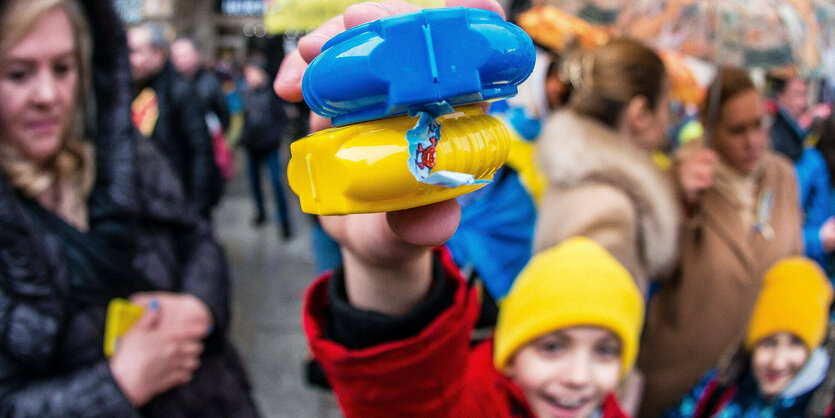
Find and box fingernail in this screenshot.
[149,299,159,310]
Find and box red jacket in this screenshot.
[303,249,630,418]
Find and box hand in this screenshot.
[109,302,205,407]
[130,292,213,338]
[821,217,835,253]
[274,1,505,315]
[676,147,717,207]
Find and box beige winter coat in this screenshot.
[534,110,680,294]
[637,151,803,418]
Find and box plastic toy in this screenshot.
[288,105,510,215]
[290,7,535,215]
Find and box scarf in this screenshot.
[711,158,764,233]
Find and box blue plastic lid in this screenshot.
[302,7,536,126]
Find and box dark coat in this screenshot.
[770,107,807,162]
[192,68,231,131]
[143,61,222,216]
[0,1,257,416]
[239,84,286,158]
[304,249,630,418]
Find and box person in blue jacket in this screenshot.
[816,112,835,278]
[796,146,835,276]
[768,74,835,275]
[446,48,563,300]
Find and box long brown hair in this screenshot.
[564,38,667,128]
[700,67,757,134]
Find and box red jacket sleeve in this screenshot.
[303,249,485,417]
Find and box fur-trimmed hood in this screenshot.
[536,110,680,280]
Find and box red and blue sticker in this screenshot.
[406,102,490,188]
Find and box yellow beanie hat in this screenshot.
[493,237,644,375]
[745,257,833,351]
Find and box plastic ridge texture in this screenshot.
[302,7,536,126]
[288,105,510,215]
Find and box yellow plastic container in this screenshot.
[288,105,510,215]
[103,298,144,358]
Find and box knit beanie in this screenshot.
[493,237,644,375]
[745,257,833,351]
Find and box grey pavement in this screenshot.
[214,149,341,418]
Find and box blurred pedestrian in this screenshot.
[172,36,235,180]
[534,38,679,295]
[0,0,258,416]
[639,67,803,417]
[766,73,835,276]
[128,23,222,219]
[171,36,230,132]
[770,74,810,161]
[664,257,835,417]
[239,55,292,238]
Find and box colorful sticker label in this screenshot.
[754,189,775,240]
[406,102,490,188]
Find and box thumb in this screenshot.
[132,299,161,330]
[387,199,461,247]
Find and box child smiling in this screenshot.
[304,237,643,417]
[666,257,835,417]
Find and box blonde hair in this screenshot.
[563,38,667,128]
[0,0,93,198]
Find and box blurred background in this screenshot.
[112,0,835,416]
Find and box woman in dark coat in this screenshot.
[0,0,258,416]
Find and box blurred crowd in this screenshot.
[4,0,835,417]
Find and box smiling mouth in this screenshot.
[28,120,59,132]
[541,394,592,417]
[765,372,785,383]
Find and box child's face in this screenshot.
[504,326,622,418]
[752,332,809,397]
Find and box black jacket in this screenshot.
[770,107,807,163]
[240,84,286,158]
[0,1,257,416]
[192,68,231,131]
[141,61,222,217]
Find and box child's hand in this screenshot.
[820,217,835,253]
[276,0,505,314]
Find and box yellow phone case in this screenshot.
[288,105,510,215]
[103,298,144,357]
